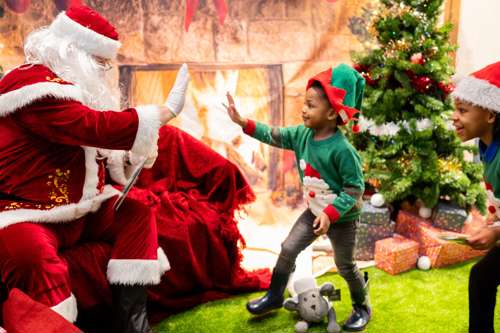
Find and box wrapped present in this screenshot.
[360,202,391,226]
[355,221,395,261]
[396,210,485,267]
[395,210,432,242]
[375,234,419,275]
[419,225,486,267]
[432,202,469,233]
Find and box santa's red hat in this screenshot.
[452,61,500,113]
[49,5,120,59]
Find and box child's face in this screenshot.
[452,99,495,142]
[302,87,336,129]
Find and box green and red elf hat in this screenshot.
[306,64,366,133]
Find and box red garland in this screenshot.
[5,0,31,13]
[5,0,87,13]
[185,0,228,31]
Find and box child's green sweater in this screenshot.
[243,120,364,224]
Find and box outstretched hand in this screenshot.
[467,226,498,250]
[223,92,247,128]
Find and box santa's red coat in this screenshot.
[0,65,269,330]
[0,64,161,227]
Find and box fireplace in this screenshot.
[119,64,301,200]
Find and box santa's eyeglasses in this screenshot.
[93,56,113,71]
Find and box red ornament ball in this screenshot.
[412,76,432,93]
[363,72,377,86]
[410,52,425,65]
[352,124,361,133]
[488,205,497,214]
[438,81,455,94]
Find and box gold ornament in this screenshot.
[438,158,461,173]
[427,46,439,57]
[368,178,381,188]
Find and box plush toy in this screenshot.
[283,277,341,333]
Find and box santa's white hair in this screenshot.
[23,27,119,110]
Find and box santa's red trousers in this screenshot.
[0,196,168,322]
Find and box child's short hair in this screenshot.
[309,81,329,104]
[309,81,342,125]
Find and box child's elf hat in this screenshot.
[306,63,366,132]
[452,61,500,113]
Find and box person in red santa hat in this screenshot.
[451,61,500,333]
[0,4,190,333]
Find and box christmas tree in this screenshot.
[350,0,486,212]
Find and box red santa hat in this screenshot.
[452,61,500,113]
[49,5,121,59]
[300,161,321,179]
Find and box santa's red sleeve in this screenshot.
[12,97,161,157]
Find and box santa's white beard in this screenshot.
[57,62,119,111]
[23,28,119,111]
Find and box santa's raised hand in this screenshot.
[165,63,190,117]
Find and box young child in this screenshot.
[452,61,500,333]
[225,64,370,331]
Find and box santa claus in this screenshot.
[0,4,189,333]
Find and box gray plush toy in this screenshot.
[283,277,341,333]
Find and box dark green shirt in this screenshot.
[244,120,364,223]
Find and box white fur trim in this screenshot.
[81,147,100,200]
[0,82,83,117]
[50,293,78,323]
[452,76,500,113]
[0,185,119,229]
[50,12,121,59]
[158,247,171,275]
[131,105,162,158]
[0,326,5,333]
[101,149,129,185]
[107,247,169,286]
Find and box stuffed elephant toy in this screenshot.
[283,277,341,333]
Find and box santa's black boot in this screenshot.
[246,268,289,315]
[111,285,153,333]
[343,272,372,332]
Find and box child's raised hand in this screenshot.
[223,92,247,127]
[313,212,331,236]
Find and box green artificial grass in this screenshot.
[154,260,500,333]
